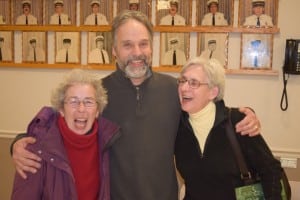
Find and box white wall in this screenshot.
[0,0,300,157]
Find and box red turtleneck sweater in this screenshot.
[58,116,100,200]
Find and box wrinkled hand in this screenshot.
[235,107,261,136]
[12,137,42,179]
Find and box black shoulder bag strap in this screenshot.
[224,108,254,185]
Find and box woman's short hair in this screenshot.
[180,57,225,101]
[51,69,107,113]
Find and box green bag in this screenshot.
[235,179,290,200]
[235,183,264,200]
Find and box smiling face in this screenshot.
[60,83,99,135]
[112,19,152,83]
[178,65,218,114]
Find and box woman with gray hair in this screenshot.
[11,69,119,200]
[175,57,282,199]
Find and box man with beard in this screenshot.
[11,10,262,200]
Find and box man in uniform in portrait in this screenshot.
[88,35,110,64]
[200,39,217,59]
[201,0,228,26]
[16,0,37,25]
[84,0,108,25]
[243,0,273,27]
[242,39,270,67]
[56,37,78,63]
[0,36,12,62]
[162,37,186,66]
[160,0,185,25]
[26,37,45,62]
[200,37,227,66]
[129,0,140,11]
[50,0,70,25]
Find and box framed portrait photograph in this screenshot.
[55,32,80,64]
[87,31,112,65]
[81,0,112,25]
[117,0,152,21]
[197,0,233,26]
[0,0,11,25]
[198,33,228,68]
[241,33,273,69]
[239,0,278,28]
[12,0,43,25]
[156,0,192,26]
[160,32,189,67]
[46,0,76,25]
[0,31,13,63]
[22,32,47,63]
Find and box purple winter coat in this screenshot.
[11,106,120,200]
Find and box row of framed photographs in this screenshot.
[0,0,278,27]
[0,31,273,69]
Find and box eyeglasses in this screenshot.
[177,77,208,89]
[64,97,97,108]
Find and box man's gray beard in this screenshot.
[124,64,150,79]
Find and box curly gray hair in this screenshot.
[51,69,107,113]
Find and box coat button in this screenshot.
[50,158,54,162]
[37,150,42,154]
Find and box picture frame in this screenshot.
[197,33,229,68]
[240,33,273,69]
[22,31,47,63]
[239,0,278,27]
[87,31,112,65]
[12,0,43,25]
[156,0,192,26]
[81,0,113,25]
[197,0,233,26]
[55,32,80,64]
[116,0,152,21]
[0,31,13,63]
[45,0,76,25]
[0,0,11,25]
[160,32,189,67]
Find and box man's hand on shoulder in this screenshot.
[12,137,42,179]
[235,107,261,136]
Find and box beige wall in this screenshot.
[0,0,300,199]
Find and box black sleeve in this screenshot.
[10,133,28,156]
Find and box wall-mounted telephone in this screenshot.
[283,39,300,74]
[281,39,300,111]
